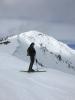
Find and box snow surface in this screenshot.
[0,30,75,100]
[14,31,75,74]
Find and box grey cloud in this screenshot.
[0,0,75,23]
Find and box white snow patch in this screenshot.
[0,30,75,100]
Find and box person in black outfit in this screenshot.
[27,42,36,72]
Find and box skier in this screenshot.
[27,42,36,72]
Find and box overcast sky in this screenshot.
[0,0,75,42]
[0,0,75,23]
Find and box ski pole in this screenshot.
[36,59,47,68]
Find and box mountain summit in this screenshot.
[13,30,75,74]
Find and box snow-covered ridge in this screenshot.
[0,30,75,100]
[13,30,75,74]
[19,31,75,56]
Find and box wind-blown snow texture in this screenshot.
[14,31,75,74]
[0,30,75,100]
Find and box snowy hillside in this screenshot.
[0,51,75,100]
[14,31,75,74]
[0,30,75,100]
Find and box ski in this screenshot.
[20,70,46,73]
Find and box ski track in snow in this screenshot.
[0,68,75,100]
[0,31,75,100]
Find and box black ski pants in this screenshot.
[29,56,35,71]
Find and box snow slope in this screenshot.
[14,31,75,74]
[0,52,75,100]
[0,30,75,100]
